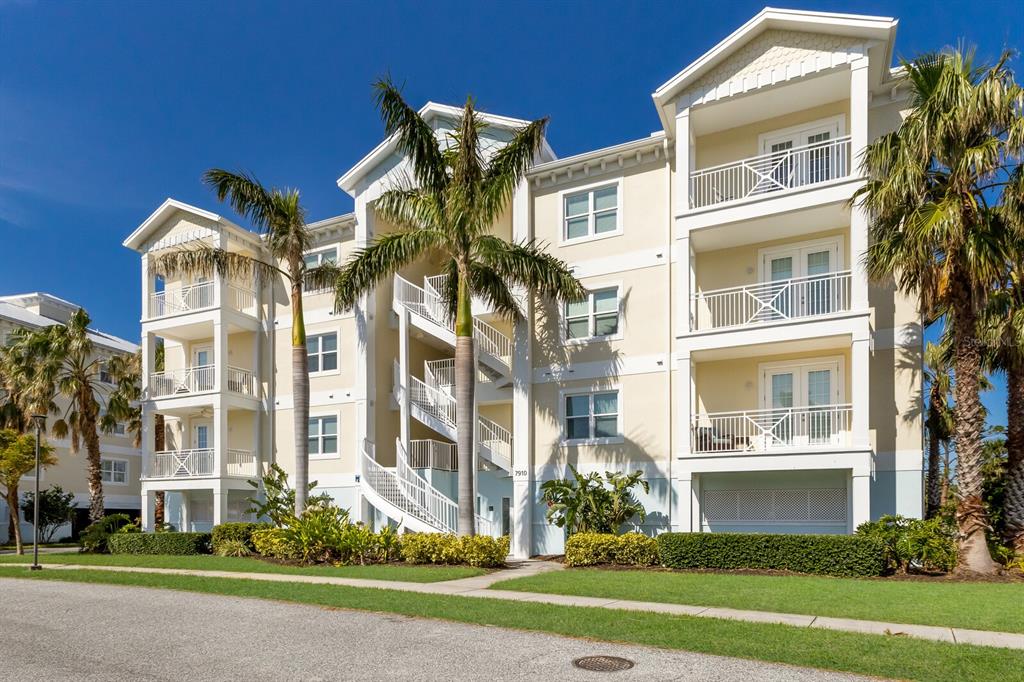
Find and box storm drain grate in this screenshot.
[572,656,635,672]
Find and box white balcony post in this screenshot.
[678,236,693,334]
[213,320,227,393]
[850,56,871,312]
[141,490,156,531]
[214,400,227,478]
[676,353,693,456]
[511,178,533,558]
[674,106,693,215]
[851,330,870,448]
[180,492,191,532]
[141,408,154,480]
[851,470,871,531]
[213,485,227,526]
[398,309,411,450]
[141,254,153,319]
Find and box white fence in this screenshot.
[691,404,852,454]
[692,270,852,330]
[147,449,215,478]
[689,136,851,209]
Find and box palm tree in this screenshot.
[6,310,112,521]
[153,170,315,515]
[923,342,954,518]
[311,80,585,535]
[857,48,1022,573]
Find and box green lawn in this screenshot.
[0,552,485,583]
[491,568,1024,634]
[0,566,1019,682]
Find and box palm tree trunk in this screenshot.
[83,398,105,522]
[290,279,310,516]
[154,414,165,527]
[949,283,998,574]
[454,275,476,536]
[6,485,22,555]
[1004,366,1024,553]
[925,388,943,518]
[941,443,951,507]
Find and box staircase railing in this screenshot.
[409,439,458,470]
[409,374,456,428]
[395,438,459,533]
[478,415,512,466]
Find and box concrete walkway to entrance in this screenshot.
[18,558,1024,651]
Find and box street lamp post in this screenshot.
[30,414,45,571]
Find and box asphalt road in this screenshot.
[0,577,876,681]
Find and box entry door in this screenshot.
[192,345,213,391]
[762,362,841,447]
[193,421,211,450]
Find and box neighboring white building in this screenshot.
[0,293,140,543]
[125,8,923,556]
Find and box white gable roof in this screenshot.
[337,101,557,196]
[122,198,260,253]
[652,8,898,134]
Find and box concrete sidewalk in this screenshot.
[11,559,1024,651]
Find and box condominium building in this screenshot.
[126,8,923,557]
[0,293,140,542]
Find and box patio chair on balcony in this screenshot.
[694,426,736,452]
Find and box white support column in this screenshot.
[678,236,693,334]
[213,486,227,527]
[353,194,375,451]
[398,309,411,450]
[252,315,262,474]
[214,398,227,479]
[141,490,156,531]
[690,476,701,532]
[141,409,154,481]
[676,353,693,457]
[213,320,227,393]
[851,470,871,530]
[141,253,152,320]
[670,474,691,532]
[180,492,191,532]
[849,56,871,312]
[674,106,692,216]
[851,328,871,449]
[511,178,533,558]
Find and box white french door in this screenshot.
[761,241,841,319]
[191,345,213,391]
[761,119,842,189]
[193,421,211,450]
[762,361,842,447]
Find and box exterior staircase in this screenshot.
[358,439,496,536]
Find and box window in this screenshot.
[565,287,619,340]
[100,458,128,484]
[309,415,338,457]
[98,361,114,385]
[101,411,127,436]
[563,183,619,241]
[564,390,620,442]
[306,333,338,373]
[303,247,337,293]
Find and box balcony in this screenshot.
[691,404,852,455]
[689,136,851,210]
[409,439,457,470]
[145,448,256,479]
[148,282,256,319]
[692,270,852,331]
[148,365,257,399]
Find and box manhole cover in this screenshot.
[572,656,635,672]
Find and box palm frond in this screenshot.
[330,229,444,312]
[479,117,548,223]
[203,169,276,232]
[152,245,287,284]
[373,77,447,195]
[467,262,522,320]
[474,235,585,303]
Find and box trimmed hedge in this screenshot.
[401,533,509,568]
[565,532,658,567]
[656,532,886,577]
[212,522,271,553]
[108,532,212,556]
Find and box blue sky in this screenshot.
[1,1,1019,424]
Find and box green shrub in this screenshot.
[564,532,658,567]
[108,532,212,556]
[214,539,252,557]
[657,532,885,577]
[251,527,298,560]
[541,466,649,534]
[79,514,134,553]
[401,533,509,568]
[248,507,399,566]
[856,515,957,573]
[212,522,271,553]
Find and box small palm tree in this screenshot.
[5,309,111,521]
[311,80,585,535]
[923,342,953,518]
[857,48,1022,573]
[154,170,316,514]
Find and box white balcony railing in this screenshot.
[148,282,256,319]
[149,365,215,397]
[409,375,456,428]
[689,136,851,209]
[394,274,512,367]
[691,404,852,454]
[478,416,512,467]
[149,364,256,398]
[147,449,215,478]
[692,270,852,331]
[225,449,257,477]
[409,439,458,470]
